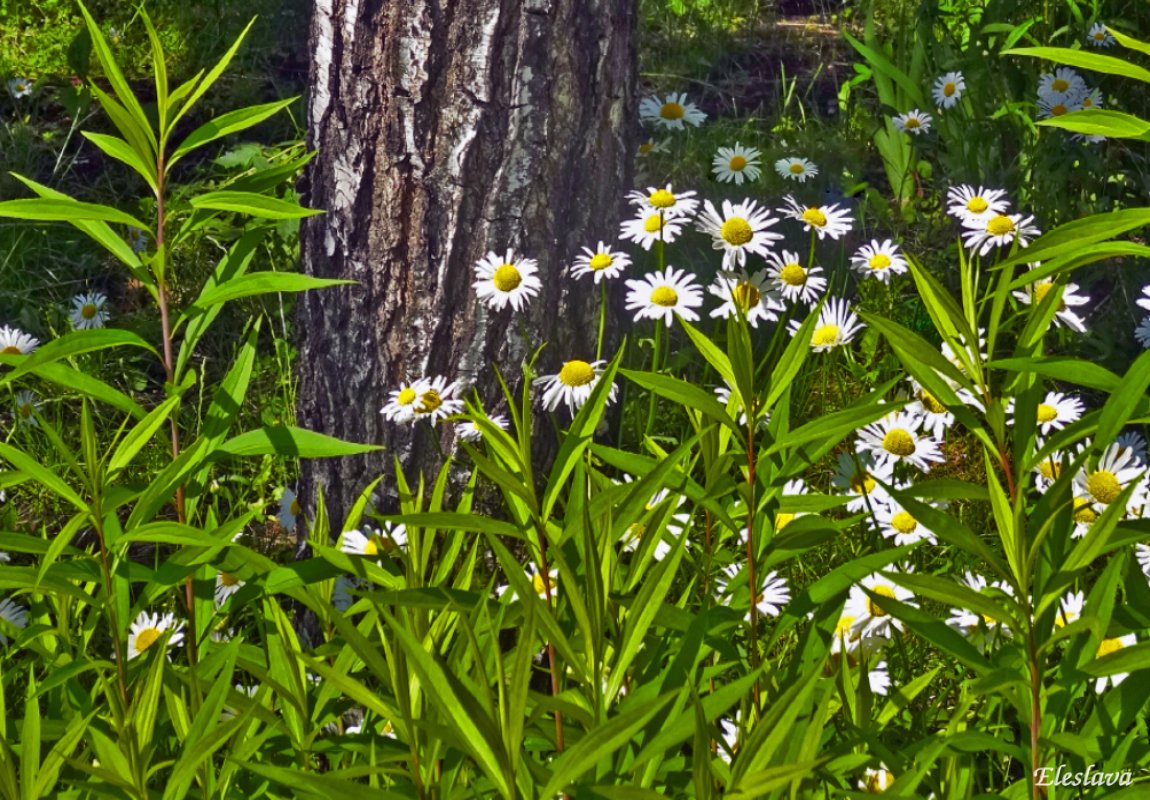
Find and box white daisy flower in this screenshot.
[1012,271,1090,332]
[473,249,542,312]
[906,378,955,441]
[1087,22,1115,47]
[714,382,769,428]
[638,92,706,130]
[1136,543,1150,580]
[7,78,32,99]
[1054,590,1085,629]
[1094,634,1138,693]
[127,611,184,660]
[1033,447,1076,492]
[1037,94,1080,120]
[411,376,464,425]
[932,71,966,108]
[341,523,408,558]
[619,477,689,560]
[70,292,110,330]
[961,212,1041,256]
[1073,442,1149,513]
[860,766,896,793]
[712,143,762,185]
[1137,318,1150,349]
[534,359,617,414]
[381,378,430,423]
[787,297,865,352]
[892,109,932,134]
[778,194,854,240]
[14,390,39,428]
[718,715,739,763]
[707,270,785,328]
[277,486,300,533]
[626,184,701,219]
[774,156,819,183]
[867,662,892,696]
[636,138,671,157]
[0,325,39,356]
[872,490,943,546]
[850,239,909,283]
[1137,286,1150,313]
[695,199,783,269]
[764,250,826,306]
[457,413,509,442]
[214,572,244,607]
[770,477,810,532]
[1007,391,1084,435]
[624,266,704,327]
[831,451,894,513]
[752,570,791,618]
[497,565,559,601]
[946,185,1010,225]
[0,597,28,646]
[856,410,945,473]
[946,571,1015,639]
[570,241,632,283]
[845,569,918,638]
[127,227,149,254]
[618,208,687,250]
[1039,68,1088,104]
[1116,431,1148,465]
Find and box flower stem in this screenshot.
[596,280,607,362]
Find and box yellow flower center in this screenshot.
[721,217,754,246]
[558,360,596,387]
[643,213,665,234]
[492,264,522,292]
[867,585,897,617]
[868,253,892,271]
[416,389,443,414]
[1086,470,1122,505]
[649,189,676,208]
[290,498,301,515]
[905,116,921,129]
[775,512,795,530]
[779,263,807,285]
[729,155,747,171]
[966,197,988,213]
[812,324,840,347]
[589,253,613,271]
[219,571,240,587]
[626,522,646,541]
[1036,403,1058,423]
[135,627,161,654]
[1073,497,1097,525]
[1052,78,1069,92]
[1050,103,1068,116]
[919,389,945,415]
[835,615,856,639]
[882,429,916,457]
[851,472,877,495]
[789,161,806,174]
[890,511,918,534]
[398,387,417,405]
[81,303,98,319]
[1032,282,1066,311]
[732,281,761,310]
[1,345,21,355]
[987,215,1015,236]
[1093,31,1105,41]
[660,102,684,120]
[802,207,827,228]
[866,769,895,792]
[638,142,654,154]
[1038,459,1061,480]
[943,82,956,97]
[532,571,555,596]
[1097,637,1126,658]
[363,537,380,556]
[1082,96,1095,108]
[650,286,679,307]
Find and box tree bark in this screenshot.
[297,0,637,530]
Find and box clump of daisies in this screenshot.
[1036,66,1104,141]
[946,185,1041,257]
[380,376,463,425]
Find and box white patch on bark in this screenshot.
[311,0,335,131]
[342,0,359,47]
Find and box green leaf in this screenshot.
[1003,46,1150,84]
[107,394,182,478]
[843,30,927,107]
[990,356,1121,393]
[170,98,298,166]
[189,191,323,220]
[80,132,159,191]
[30,362,145,420]
[1,328,159,384]
[1037,108,1150,140]
[621,368,738,433]
[166,17,257,135]
[1096,348,1150,447]
[996,208,1150,271]
[214,426,381,458]
[0,198,146,229]
[1081,641,1150,677]
[0,443,88,514]
[679,317,737,390]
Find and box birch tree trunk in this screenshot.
[297,0,637,529]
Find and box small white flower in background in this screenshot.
[636,137,671,157]
[872,489,944,547]
[787,297,865,352]
[696,198,783,269]
[961,211,1041,256]
[1087,22,1115,48]
[14,390,39,427]
[0,597,28,646]
[277,486,300,533]
[534,359,616,415]
[341,523,408,558]
[0,551,9,562]
[867,661,891,696]
[7,78,32,99]
[1039,68,1088,105]
[457,413,509,442]
[932,71,965,108]
[618,479,689,561]
[845,569,918,638]
[772,478,810,532]
[1094,634,1138,693]
[127,227,148,253]
[860,765,896,793]
[1032,448,1074,492]
[220,684,259,722]
[1136,317,1150,349]
[332,575,364,612]
[892,109,932,135]
[1136,544,1150,581]
[497,565,559,601]
[1136,286,1150,313]
[714,382,769,428]
[473,249,542,312]
[70,291,110,330]
[624,265,704,327]
[0,325,40,355]
[946,185,1010,225]
[214,571,244,607]
[832,451,894,513]
[618,207,687,250]
[764,249,827,306]
[381,378,429,423]
[752,570,791,618]
[1116,430,1148,464]
[831,610,888,659]
[638,92,707,130]
[856,409,944,473]
[712,142,762,185]
[1054,590,1085,629]
[1006,391,1084,436]
[707,270,784,328]
[774,156,818,183]
[626,184,701,219]
[850,239,909,283]
[946,571,1015,639]
[411,376,464,425]
[1073,442,1149,513]
[1011,271,1090,332]
[570,241,631,283]
[717,715,739,763]
[905,378,955,441]
[778,194,854,240]
[126,611,184,660]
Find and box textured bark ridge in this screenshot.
[298,0,637,528]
